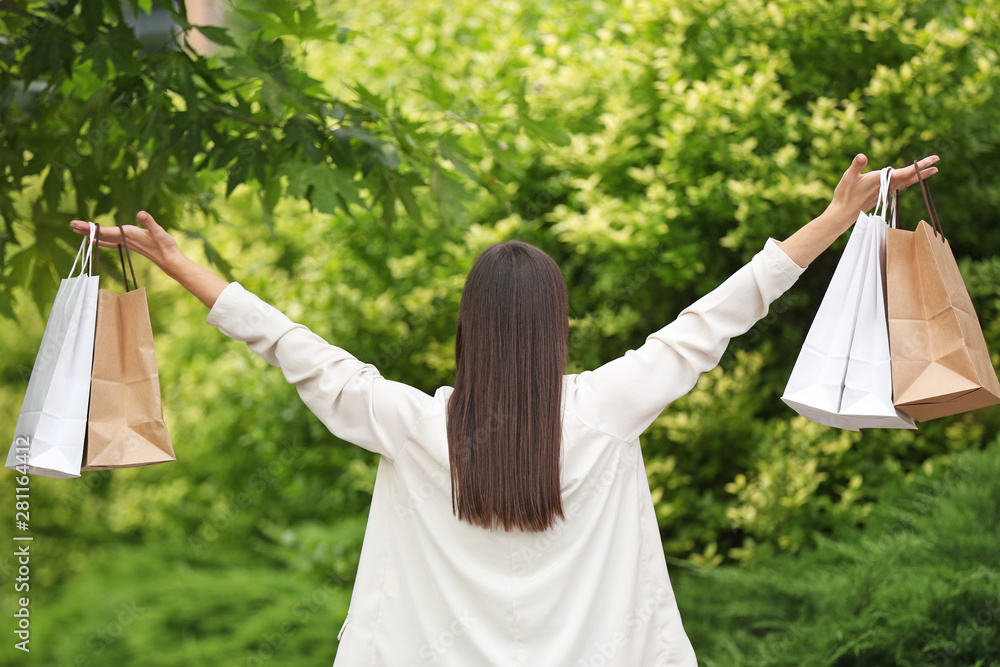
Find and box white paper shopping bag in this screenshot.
[5,224,101,477]
[781,211,873,419]
[782,168,915,430]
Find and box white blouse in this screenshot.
[206,239,804,666]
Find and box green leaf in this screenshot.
[290,5,339,42]
[79,31,114,80]
[0,191,17,241]
[520,116,571,147]
[379,144,401,170]
[259,178,282,234]
[80,0,103,34]
[30,258,59,314]
[333,126,385,150]
[349,82,388,117]
[419,74,456,110]
[138,151,171,208]
[41,167,64,211]
[284,116,323,163]
[429,166,469,223]
[0,286,16,321]
[225,139,259,196]
[282,163,366,216]
[380,183,397,231]
[395,175,424,226]
[7,245,38,315]
[192,25,237,48]
[438,134,482,185]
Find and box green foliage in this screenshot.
[20,544,350,666]
[676,438,1000,666]
[0,0,539,318]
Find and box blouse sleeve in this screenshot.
[567,239,805,444]
[206,283,431,461]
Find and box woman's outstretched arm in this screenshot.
[569,153,940,443]
[70,211,228,309]
[71,212,429,460]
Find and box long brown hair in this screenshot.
[447,240,568,532]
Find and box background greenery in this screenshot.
[2,0,999,664]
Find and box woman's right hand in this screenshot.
[70,211,183,271]
[70,211,229,308]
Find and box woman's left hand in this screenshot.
[778,153,942,268]
[829,153,940,219]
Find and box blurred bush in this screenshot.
[677,435,1000,666]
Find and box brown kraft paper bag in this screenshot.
[886,166,1000,421]
[83,231,174,469]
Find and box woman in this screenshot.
[72,154,939,666]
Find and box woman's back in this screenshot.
[339,382,690,666]
[206,239,803,666]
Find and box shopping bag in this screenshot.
[83,228,174,469]
[782,167,916,430]
[886,165,1000,420]
[5,224,101,478]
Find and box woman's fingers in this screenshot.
[69,220,91,235]
[843,153,868,180]
[852,153,869,176]
[136,210,164,233]
[70,212,180,269]
[69,221,151,253]
[890,155,940,191]
[69,221,124,249]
